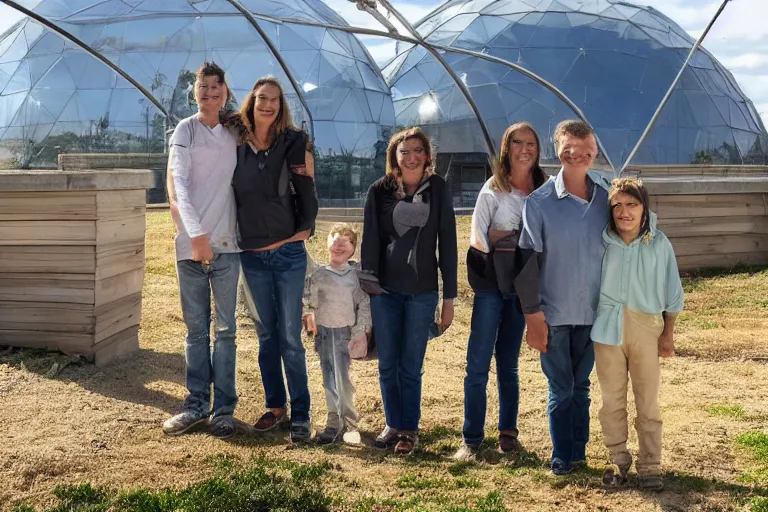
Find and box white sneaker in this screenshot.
[162,412,207,436]
[343,430,362,446]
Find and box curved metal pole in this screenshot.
[225,0,314,139]
[376,0,497,157]
[620,0,731,173]
[258,14,616,172]
[0,0,171,121]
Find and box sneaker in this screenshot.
[498,432,520,454]
[290,420,312,443]
[315,426,342,445]
[162,411,208,436]
[551,457,573,476]
[373,425,399,449]
[209,415,235,439]
[342,430,362,446]
[638,474,664,492]
[253,409,288,432]
[571,459,588,469]
[394,431,418,455]
[452,442,480,461]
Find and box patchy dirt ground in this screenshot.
[1,212,768,511]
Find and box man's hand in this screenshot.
[524,311,549,353]
[303,313,317,336]
[440,299,455,333]
[191,235,214,263]
[658,331,675,358]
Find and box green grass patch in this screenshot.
[13,461,332,512]
[454,476,482,489]
[752,497,768,512]
[396,473,447,490]
[698,320,722,330]
[736,432,768,463]
[737,468,768,486]
[681,277,708,294]
[706,405,747,420]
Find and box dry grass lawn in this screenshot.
[2,211,768,511]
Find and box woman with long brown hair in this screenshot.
[226,76,318,443]
[361,127,458,455]
[454,122,548,460]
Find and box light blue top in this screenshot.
[519,169,610,326]
[590,212,685,345]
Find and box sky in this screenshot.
[1,0,766,125]
[326,0,768,126]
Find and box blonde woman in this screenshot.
[454,122,548,460]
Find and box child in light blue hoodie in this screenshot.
[591,177,684,492]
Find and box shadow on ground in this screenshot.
[0,346,186,415]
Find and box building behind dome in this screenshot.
[0,0,395,202]
[386,0,768,191]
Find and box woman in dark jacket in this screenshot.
[226,76,318,443]
[362,127,458,455]
[453,122,548,460]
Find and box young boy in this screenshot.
[303,223,371,445]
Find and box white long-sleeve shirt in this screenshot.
[168,115,239,261]
[469,178,526,254]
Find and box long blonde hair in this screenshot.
[238,76,296,143]
[492,122,547,193]
[384,127,435,198]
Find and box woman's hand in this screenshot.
[291,229,312,242]
[191,235,214,263]
[440,299,454,333]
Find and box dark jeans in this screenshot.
[240,241,310,422]
[176,253,240,418]
[370,289,439,431]
[462,290,526,446]
[540,325,595,467]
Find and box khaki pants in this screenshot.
[594,307,664,476]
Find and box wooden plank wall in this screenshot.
[0,189,145,364]
[653,192,768,271]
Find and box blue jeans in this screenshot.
[371,289,439,431]
[540,325,595,467]
[177,252,240,418]
[462,291,526,446]
[240,241,310,422]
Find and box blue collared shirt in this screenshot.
[518,169,610,326]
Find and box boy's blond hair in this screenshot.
[328,222,359,247]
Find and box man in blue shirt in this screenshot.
[516,120,610,475]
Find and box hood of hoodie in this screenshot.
[603,210,658,247]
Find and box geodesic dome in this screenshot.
[0,0,395,201]
[385,0,768,167]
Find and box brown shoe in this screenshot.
[394,431,418,455]
[253,409,288,432]
[498,431,520,454]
